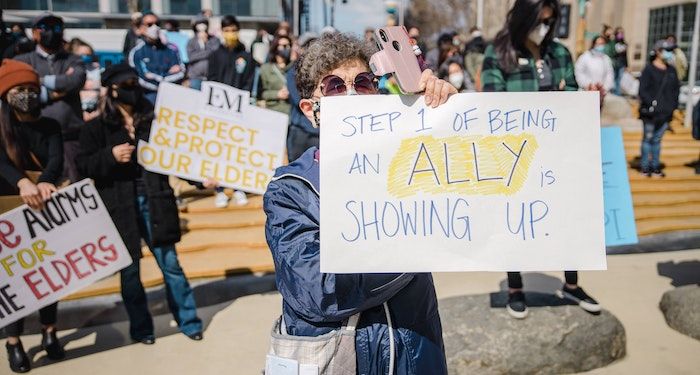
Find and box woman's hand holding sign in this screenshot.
[112,143,135,163]
[17,178,43,210]
[419,69,458,108]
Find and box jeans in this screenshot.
[3,303,58,337]
[613,66,625,96]
[640,121,668,171]
[120,195,202,340]
[507,271,578,289]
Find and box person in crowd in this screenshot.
[275,21,291,38]
[364,27,375,43]
[408,26,427,57]
[122,12,143,57]
[163,19,189,65]
[575,35,615,93]
[260,36,292,115]
[70,39,102,122]
[439,57,474,92]
[601,24,616,60]
[285,32,318,162]
[186,16,220,90]
[482,0,601,319]
[206,15,254,208]
[612,27,628,95]
[2,23,34,59]
[15,13,86,184]
[76,63,204,345]
[0,59,65,374]
[200,8,213,19]
[666,34,688,81]
[638,40,680,178]
[128,12,185,104]
[464,26,486,91]
[264,32,455,375]
[251,28,272,66]
[426,31,456,70]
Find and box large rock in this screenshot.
[440,292,626,374]
[659,285,700,341]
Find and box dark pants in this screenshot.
[507,271,578,289]
[3,303,58,337]
[640,121,669,171]
[120,195,202,340]
[287,126,319,162]
[62,139,81,183]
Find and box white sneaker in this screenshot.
[215,191,230,208]
[233,190,248,206]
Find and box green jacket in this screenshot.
[481,41,578,92]
[260,63,292,114]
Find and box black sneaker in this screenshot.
[652,169,666,178]
[506,291,529,319]
[557,286,601,313]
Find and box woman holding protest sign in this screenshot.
[76,63,203,345]
[481,0,601,319]
[0,59,65,373]
[263,32,456,374]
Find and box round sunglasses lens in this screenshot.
[354,74,377,94]
[322,76,347,96]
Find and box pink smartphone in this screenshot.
[369,26,423,94]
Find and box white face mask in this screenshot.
[448,73,464,89]
[144,24,161,40]
[528,23,550,46]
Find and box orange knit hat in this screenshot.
[0,59,40,98]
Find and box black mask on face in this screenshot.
[278,48,291,62]
[39,29,63,50]
[115,86,142,106]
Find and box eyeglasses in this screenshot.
[319,72,377,96]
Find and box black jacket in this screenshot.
[76,105,181,259]
[15,48,86,140]
[0,117,63,195]
[639,62,680,125]
[206,44,255,91]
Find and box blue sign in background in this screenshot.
[601,127,638,246]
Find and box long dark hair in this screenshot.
[0,100,28,170]
[99,86,153,130]
[267,36,292,63]
[493,0,560,72]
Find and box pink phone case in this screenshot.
[369,26,423,94]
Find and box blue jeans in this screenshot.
[614,67,625,96]
[120,195,202,339]
[640,121,668,171]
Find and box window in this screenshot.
[648,3,698,83]
[116,0,152,14]
[0,0,48,10]
[219,0,252,16]
[164,0,200,15]
[52,0,99,12]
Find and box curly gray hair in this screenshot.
[295,32,377,99]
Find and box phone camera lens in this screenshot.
[392,40,401,51]
[379,29,388,43]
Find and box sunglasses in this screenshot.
[539,17,556,27]
[319,72,378,96]
[38,24,63,33]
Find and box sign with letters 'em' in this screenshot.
[320,92,607,273]
[0,180,131,328]
[138,81,288,195]
[601,126,638,246]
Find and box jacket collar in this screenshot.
[271,147,319,195]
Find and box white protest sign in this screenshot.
[138,81,288,195]
[320,92,606,273]
[0,180,132,328]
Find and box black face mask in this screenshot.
[39,30,63,50]
[278,48,291,62]
[115,86,142,106]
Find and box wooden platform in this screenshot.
[64,113,700,300]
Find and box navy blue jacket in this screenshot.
[286,65,318,134]
[128,40,185,93]
[263,148,447,374]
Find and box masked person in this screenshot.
[76,64,203,345]
[638,40,680,178]
[285,32,318,162]
[612,27,628,96]
[14,13,86,185]
[574,35,615,93]
[185,16,220,90]
[128,11,185,104]
[0,60,65,374]
[260,36,292,114]
[482,0,601,319]
[206,14,253,208]
[264,32,456,374]
[70,39,102,122]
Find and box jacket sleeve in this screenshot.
[76,123,118,180]
[574,53,590,88]
[187,37,217,63]
[240,54,256,92]
[480,45,506,92]
[37,120,64,184]
[604,56,615,92]
[261,66,281,100]
[162,45,186,83]
[670,70,680,110]
[128,43,159,91]
[638,66,653,106]
[561,47,578,91]
[0,146,25,188]
[47,55,86,94]
[263,179,415,322]
[287,67,302,107]
[206,50,221,82]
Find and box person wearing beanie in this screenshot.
[0,59,66,374]
[76,63,204,345]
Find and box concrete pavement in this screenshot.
[2,249,699,374]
